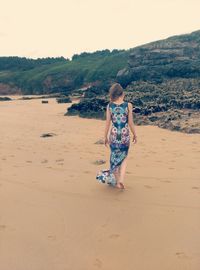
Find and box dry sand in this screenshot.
[0,96,200,270]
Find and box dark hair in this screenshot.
[109,83,124,102]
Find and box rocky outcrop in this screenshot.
[65,98,200,133]
[56,97,72,103]
[0,83,22,95]
[18,93,68,100]
[0,96,12,101]
[117,30,200,86]
[65,97,109,119]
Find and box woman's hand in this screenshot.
[132,135,137,144]
[104,137,110,147]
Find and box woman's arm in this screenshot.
[104,104,111,145]
[128,102,137,142]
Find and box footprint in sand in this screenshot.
[144,185,153,189]
[56,159,64,162]
[55,159,64,165]
[149,151,157,154]
[47,235,56,241]
[94,258,102,268]
[93,160,106,165]
[109,234,120,239]
[161,180,172,183]
[94,139,104,145]
[192,141,197,144]
[83,170,90,174]
[0,225,6,231]
[175,252,189,259]
[32,180,37,183]
[41,159,48,163]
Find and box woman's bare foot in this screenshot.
[119,182,125,189]
[116,182,121,189]
[116,182,125,189]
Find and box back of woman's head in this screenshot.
[109,83,124,102]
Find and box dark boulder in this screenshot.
[56,97,72,103]
[0,97,12,101]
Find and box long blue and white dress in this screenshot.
[96,101,130,186]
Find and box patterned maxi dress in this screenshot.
[96,101,130,186]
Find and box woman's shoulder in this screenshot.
[108,101,114,108]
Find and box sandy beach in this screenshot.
[0,96,200,270]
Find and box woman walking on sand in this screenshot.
[96,83,137,189]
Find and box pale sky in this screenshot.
[0,0,200,59]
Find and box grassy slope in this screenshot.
[0,50,130,94]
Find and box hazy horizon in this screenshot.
[1,0,200,60]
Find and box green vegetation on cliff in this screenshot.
[0,49,129,95]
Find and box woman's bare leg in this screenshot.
[119,156,128,184]
[113,167,120,183]
[114,167,123,189]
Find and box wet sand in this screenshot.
[0,96,200,270]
